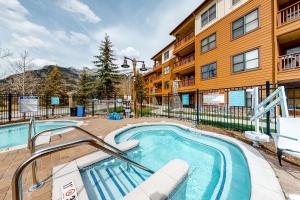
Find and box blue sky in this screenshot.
[0,0,203,78]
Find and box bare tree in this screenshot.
[0,44,11,59]
[9,51,37,95]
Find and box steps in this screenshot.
[81,161,151,200]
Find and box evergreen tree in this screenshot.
[77,68,92,106]
[42,66,67,96]
[135,72,145,104]
[93,34,119,99]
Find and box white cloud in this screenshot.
[0,0,50,35]
[58,0,101,23]
[120,47,140,59]
[32,58,57,67]
[12,34,50,48]
[53,30,90,46]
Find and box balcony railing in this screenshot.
[154,88,162,94]
[278,52,300,71]
[278,1,300,26]
[154,75,162,81]
[174,54,195,68]
[174,32,194,49]
[153,61,162,68]
[179,78,195,88]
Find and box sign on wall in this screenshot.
[229,90,246,107]
[20,96,39,113]
[51,97,60,105]
[203,92,225,106]
[182,94,190,106]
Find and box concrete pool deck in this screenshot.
[0,117,299,200]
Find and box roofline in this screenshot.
[169,0,210,35]
[151,40,176,60]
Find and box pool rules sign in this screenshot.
[20,96,39,113]
[62,181,78,200]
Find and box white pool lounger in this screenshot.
[275,117,300,166]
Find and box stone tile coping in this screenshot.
[52,121,284,200]
[103,122,285,200]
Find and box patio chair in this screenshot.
[274,117,300,166]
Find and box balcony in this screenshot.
[173,54,195,74]
[153,75,162,83]
[178,78,195,91]
[277,1,300,26]
[278,52,300,71]
[173,32,195,54]
[153,61,162,71]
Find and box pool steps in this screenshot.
[52,137,189,200]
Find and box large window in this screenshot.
[232,48,259,72]
[201,4,216,27]
[232,0,240,6]
[201,62,217,80]
[164,50,170,61]
[201,33,216,53]
[232,9,259,39]
[164,66,170,74]
[164,81,169,89]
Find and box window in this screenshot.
[232,0,240,6]
[232,9,258,39]
[232,48,259,72]
[164,66,170,74]
[164,81,169,89]
[164,50,170,61]
[201,33,216,53]
[201,4,216,27]
[201,62,217,80]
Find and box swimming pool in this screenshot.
[81,125,251,200]
[0,120,81,150]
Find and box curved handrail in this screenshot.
[12,138,155,200]
[31,125,124,155]
[28,125,127,188]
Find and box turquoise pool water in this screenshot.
[0,120,79,149]
[81,125,251,200]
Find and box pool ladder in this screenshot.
[19,117,154,200]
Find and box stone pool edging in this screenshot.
[51,121,284,200]
[105,121,285,200]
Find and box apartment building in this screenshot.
[144,0,300,107]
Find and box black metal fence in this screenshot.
[139,81,300,134]
[0,94,122,124]
[1,81,299,135]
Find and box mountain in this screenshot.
[0,65,92,94]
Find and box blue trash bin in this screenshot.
[77,106,85,117]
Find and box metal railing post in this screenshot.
[45,96,49,119]
[167,93,170,118]
[8,93,12,122]
[266,81,271,135]
[92,99,95,116]
[196,89,199,124]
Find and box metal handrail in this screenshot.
[12,138,155,200]
[28,125,130,190]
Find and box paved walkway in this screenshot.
[0,117,299,200]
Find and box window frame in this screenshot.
[201,62,217,80]
[164,50,170,61]
[232,0,240,6]
[201,4,217,27]
[232,8,259,39]
[232,48,260,73]
[164,66,170,75]
[201,33,216,53]
[164,81,169,89]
